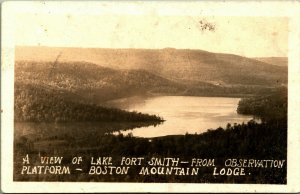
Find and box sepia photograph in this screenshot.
[1,1,300,193]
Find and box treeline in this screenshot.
[14,83,163,122]
[60,119,286,159]
[182,85,279,97]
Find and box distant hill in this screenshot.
[253,57,288,67]
[16,46,287,87]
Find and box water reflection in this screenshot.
[14,121,162,141]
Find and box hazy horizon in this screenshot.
[15,45,288,59]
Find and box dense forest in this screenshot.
[14,83,163,122]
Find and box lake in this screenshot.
[106,96,254,138]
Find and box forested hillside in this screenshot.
[237,88,287,122]
[14,83,163,122]
[15,61,185,102]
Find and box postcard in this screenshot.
[1,1,300,193]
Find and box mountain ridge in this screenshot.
[16,46,287,87]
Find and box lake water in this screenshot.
[108,96,254,138]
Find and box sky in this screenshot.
[14,4,288,58]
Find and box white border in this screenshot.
[1,1,300,193]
